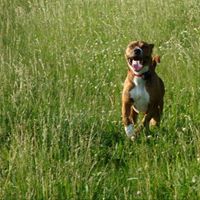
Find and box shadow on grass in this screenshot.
[91,122,130,170]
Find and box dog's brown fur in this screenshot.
[122,41,165,139]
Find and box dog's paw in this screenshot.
[130,135,137,142]
[125,124,134,138]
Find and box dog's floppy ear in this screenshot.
[149,43,154,49]
[148,43,154,55]
[151,55,161,70]
[153,55,160,64]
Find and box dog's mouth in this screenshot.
[128,47,145,72]
[128,59,144,72]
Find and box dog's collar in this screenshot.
[129,70,151,80]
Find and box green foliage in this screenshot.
[0,0,200,199]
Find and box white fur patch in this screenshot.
[130,77,150,113]
[125,124,134,137]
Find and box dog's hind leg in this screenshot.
[150,100,164,127]
[150,115,160,127]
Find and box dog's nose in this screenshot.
[134,47,143,56]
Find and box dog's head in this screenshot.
[125,41,154,74]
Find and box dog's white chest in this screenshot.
[130,77,150,113]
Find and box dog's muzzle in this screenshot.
[133,47,143,60]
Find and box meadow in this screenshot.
[0,0,200,199]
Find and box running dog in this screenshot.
[122,41,165,140]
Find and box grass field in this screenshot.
[0,0,200,199]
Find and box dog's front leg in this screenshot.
[122,100,135,138]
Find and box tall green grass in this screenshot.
[0,0,200,199]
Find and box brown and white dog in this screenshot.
[122,41,165,140]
